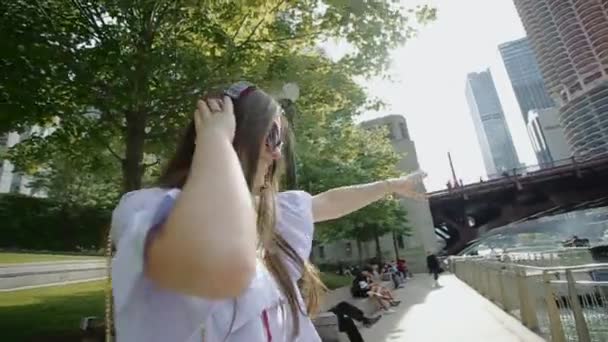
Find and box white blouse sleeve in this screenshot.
[110,188,182,311]
[110,188,217,342]
[276,191,315,280]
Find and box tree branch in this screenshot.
[232,12,251,40]
[89,128,124,163]
[102,140,124,163]
[150,0,173,33]
[143,155,160,168]
[33,0,85,36]
[243,30,325,45]
[70,0,109,42]
[238,0,287,48]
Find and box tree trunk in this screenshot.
[373,230,382,264]
[356,238,363,266]
[392,231,400,261]
[121,20,155,193]
[280,99,297,189]
[122,111,146,193]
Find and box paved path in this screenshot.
[0,261,106,291]
[362,274,545,342]
[0,259,103,268]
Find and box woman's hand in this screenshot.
[385,170,427,200]
[311,171,427,223]
[146,95,256,299]
[194,96,236,142]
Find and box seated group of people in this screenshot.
[351,266,402,313]
[380,259,411,289]
[323,261,408,342]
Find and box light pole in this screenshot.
[278,83,300,189]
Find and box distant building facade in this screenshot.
[311,115,438,272]
[0,127,50,197]
[0,132,33,195]
[514,0,608,158]
[465,69,521,178]
[527,108,572,165]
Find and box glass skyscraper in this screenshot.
[465,69,521,178]
[499,37,556,165]
[499,37,554,123]
[513,0,608,158]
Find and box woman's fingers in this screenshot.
[197,99,211,120]
[194,99,211,133]
[222,96,234,115]
[207,98,222,112]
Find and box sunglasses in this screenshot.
[266,121,283,151]
[224,81,283,151]
[223,81,256,101]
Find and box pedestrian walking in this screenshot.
[426,251,442,287]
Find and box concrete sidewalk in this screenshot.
[0,261,106,291]
[361,274,545,342]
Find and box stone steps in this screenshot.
[314,280,394,342]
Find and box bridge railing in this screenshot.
[429,152,608,196]
[486,156,580,180]
[450,256,608,342]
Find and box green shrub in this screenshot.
[320,272,352,290]
[0,193,110,252]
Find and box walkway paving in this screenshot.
[362,274,545,342]
[0,261,106,291]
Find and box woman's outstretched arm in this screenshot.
[311,171,426,223]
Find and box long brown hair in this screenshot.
[158,86,325,336]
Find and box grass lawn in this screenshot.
[0,272,350,341]
[0,281,105,341]
[0,252,102,265]
[320,272,352,290]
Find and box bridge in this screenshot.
[428,155,608,255]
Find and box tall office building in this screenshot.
[499,37,555,123]
[465,69,521,178]
[499,37,560,165]
[513,0,608,157]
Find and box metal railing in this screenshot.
[451,252,608,342]
[429,153,608,196]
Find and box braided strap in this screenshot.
[105,230,113,342]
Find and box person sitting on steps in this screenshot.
[328,301,381,342]
[351,270,400,314]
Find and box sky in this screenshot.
[327,0,537,191]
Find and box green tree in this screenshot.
[1,0,436,194]
[296,113,412,262]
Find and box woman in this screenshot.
[396,259,409,279]
[351,270,397,314]
[362,271,400,308]
[384,262,404,289]
[110,81,425,341]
